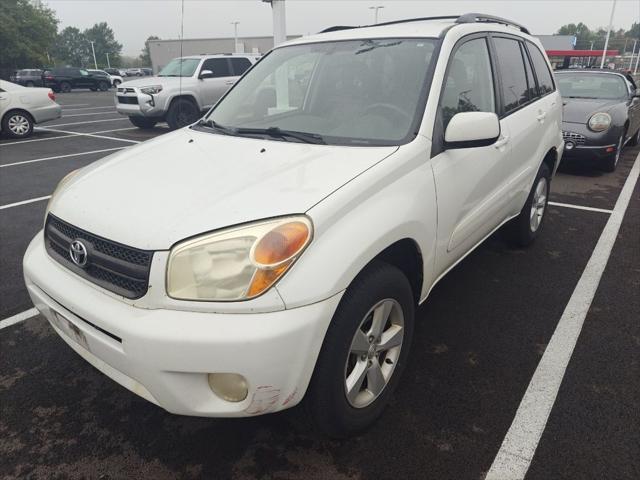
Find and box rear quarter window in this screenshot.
[527,42,555,95]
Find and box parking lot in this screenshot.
[0,90,638,479]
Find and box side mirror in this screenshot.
[444,111,500,149]
[199,70,214,79]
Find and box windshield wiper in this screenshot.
[194,118,238,136]
[234,126,326,144]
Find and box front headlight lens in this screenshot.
[588,112,611,132]
[140,85,162,94]
[45,169,80,218]
[166,216,312,301]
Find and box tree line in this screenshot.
[0,0,158,73]
[557,22,640,52]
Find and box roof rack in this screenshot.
[319,13,529,35]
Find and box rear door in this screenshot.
[431,34,513,275]
[199,58,233,109]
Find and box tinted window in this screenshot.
[521,44,538,101]
[230,58,252,75]
[527,43,554,95]
[493,38,530,113]
[202,58,231,77]
[440,38,495,128]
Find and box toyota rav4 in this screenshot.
[25,14,563,437]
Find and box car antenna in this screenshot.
[179,0,185,125]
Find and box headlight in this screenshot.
[166,216,313,301]
[588,112,611,132]
[140,85,162,94]
[45,169,80,218]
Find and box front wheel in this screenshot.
[26,81,34,87]
[98,81,109,92]
[113,79,121,87]
[129,117,157,129]
[601,131,625,173]
[504,162,551,247]
[165,99,199,130]
[2,111,34,138]
[306,261,415,438]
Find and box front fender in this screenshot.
[275,136,438,309]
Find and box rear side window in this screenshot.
[230,58,252,75]
[521,44,539,101]
[202,58,232,77]
[527,42,555,95]
[493,37,529,113]
[440,37,496,128]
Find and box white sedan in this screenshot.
[88,69,123,87]
[0,80,61,138]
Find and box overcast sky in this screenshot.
[45,0,640,57]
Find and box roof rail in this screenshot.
[456,13,530,34]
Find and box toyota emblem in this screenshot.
[69,240,88,267]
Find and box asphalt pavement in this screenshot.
[0,90,638,480]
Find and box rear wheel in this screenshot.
[26,81,34,87]
[129,117,158,129]
[113,79,121,87]
[2,111,34,138]
[601,131,625,173]
[504,162,551,247]
[60,81,71,93]
[98,81,109,92]
[306,261,415,438]
[166,98,199,130]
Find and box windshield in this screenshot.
[158,58,201,77]
[557,73,629,100]
[205,38,437,146]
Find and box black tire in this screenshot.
[98,81,109,92]
[627,127,639,147]
[26,81,34,87]
[306,261,415,438]
[504,162,551,247]
[60,81,71,93]
[601,131,625,173]
[2,110,34,138]
[165,98,199,130]
[113,79,121,87]
[129,117,158,129]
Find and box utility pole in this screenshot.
[630,40,638,70]
[600,0,617,69]
[262,0,286,47]
[369,5,384,24]
[635,47,640,74]
[231,21,240,53]
[90,41,98,69]
[106,53,111,68]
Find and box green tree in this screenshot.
[625,22,640,39]
[84,22,122,68]
[0,0,58,70]
[54,26,90,66]
[139,36,160,66]
[557,22,595,49]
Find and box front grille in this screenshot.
[562,131,586,145]
[44,214,153,299]
[117,96,138,105]
[117,87,135,93]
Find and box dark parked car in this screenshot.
[557,69,640,171]
[141,68,153,76]
[42,67,111,93]
[9,69,43,87]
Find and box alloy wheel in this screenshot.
[529,176,548,232]
[8,114,30,136]
[344,298,404,408]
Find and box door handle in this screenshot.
[494,136,510,149]
[225,80,235,85]
[536,112,547,122]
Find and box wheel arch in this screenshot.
[541,146,558,176]
[368,239,424,305]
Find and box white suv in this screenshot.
[115,54,259,130]
[25,14,563,437]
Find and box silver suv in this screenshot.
[115,54,259,130]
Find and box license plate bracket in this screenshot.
[51,311,90,351]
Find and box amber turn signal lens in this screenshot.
[247,263,290,297]
[252,221,310,268]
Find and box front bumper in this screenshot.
[114,87,167,118]
[561,123,620,162]
[23,232,342,417]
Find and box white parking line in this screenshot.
[0,127,140,147]
[0,308,39,331]
[548,201,613,214]
[0,195,51,211]
[39,127,140,144]
[0,147,126,168]
[45,118,129,128]
[486,152,640,480]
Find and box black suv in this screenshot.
[42,67,111,93]
[9,69,44,87]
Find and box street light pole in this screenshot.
[106,53,111,68]
[90,41,98,69]
[630,40,638,70]
[231,21,240,53]
[368,5,384,24]
[600,0,617,69]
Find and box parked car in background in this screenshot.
[0,79,61,138]
[557,69,640,171]
[42,67,111,93]
[9,69,44,87]
[126,68,144,76]
[141,68,153,76]
[115,53,258,129]
[104,68,126,81]
[28,14,563,437]
[88,69,123,87]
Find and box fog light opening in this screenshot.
[207,373,248,402]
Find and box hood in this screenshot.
[121,76,192,88]
[562,98,621,123]
[50,129,398,250]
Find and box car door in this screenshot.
[624,76,640,138]
[430,35,514,276]
[199,58,234,109]
[78,69,93,89]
